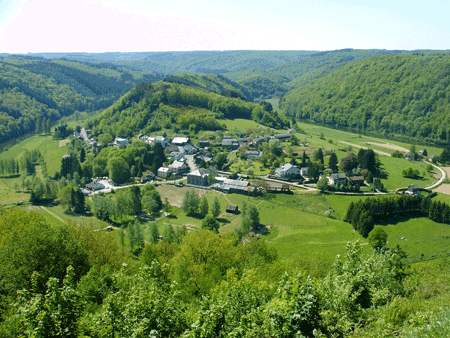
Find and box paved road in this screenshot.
[426,161,446,190]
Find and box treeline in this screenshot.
[0,207,408,338]
[283,54,450,145]
[86,80,288,138]
[345,195,450,237]
[0,149,43,176]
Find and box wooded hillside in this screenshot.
[86,77,288,138]
[0,56,160,143]
[282,54,450,145]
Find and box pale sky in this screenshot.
[0,0,449,53]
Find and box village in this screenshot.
[75,126,443,199]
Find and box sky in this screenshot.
[0,0,449,53]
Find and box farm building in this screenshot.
[221,179,255,194]
[349,176,365,186]
[226,204,239,213]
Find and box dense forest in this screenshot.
[85,77,288,138]
[282,54,450,145]
[0,56,161,143]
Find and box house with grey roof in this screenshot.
[275,163,301,178]
[222,138,240,150]
[187,168,211,186]
[328,173,348,186]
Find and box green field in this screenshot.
[0,134,67,176]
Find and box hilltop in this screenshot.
[85,75,288,138]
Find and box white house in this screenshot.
[168,160,188,173]
[275,163,301,178]
[300,167,309,177]
[113,138,129,147]
[157,167,171,178]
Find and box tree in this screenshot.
[216,153,227,170]
[182,190,199,216]
[199,196,209,218]
[149,223,159,244]
[107,157,130,185]
[328,152,338,172]
[317,176,328,193]
[201,215,219,233]
[368,226,388,251]
[80,147,86,163]
[15,266,83,338]
[314,148,324,164]
[211,196,221,218]
[248,205,260,230]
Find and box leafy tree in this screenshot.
[248,205,260,229]
[182,189,199,216]
[368,226,388,251]
[0,209,89,297]
[199,197,209,218]
[149,223,159,244]
[107,156,130,184]
[314,148,324,164]
[216,153,227,170]
[317,176,328,192]
[211,196,221,218]
[201,215,219,233]
[14,266,83,338]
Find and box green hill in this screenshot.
[237,76,289,101]
[282,53,450,145]
[86,77,288,138]
[0,56,161,143]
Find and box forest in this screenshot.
[282,54,450,145]
[85,78,288,138]
[0,56,161,143]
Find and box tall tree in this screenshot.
[328,152,338,172]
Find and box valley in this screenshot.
[2,50,450,337]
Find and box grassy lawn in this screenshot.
[0,134,67,176]
[379,157,437,190]
[0,178,30,204]
[264,218,368,275]
[382,217,450,264]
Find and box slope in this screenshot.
[0,56,161,143]
[282,53,450,145]
[85,77,288,138]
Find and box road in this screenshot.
[425,161,446,190]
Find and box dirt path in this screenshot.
[338,141,392,157]
[40,206,66,223]
[365,142,409,153]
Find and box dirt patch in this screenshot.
[365,142,409,153]
[59,139,70,147]
[155,184,209,208]
[434,184,450,195]
[338,141,392,157]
